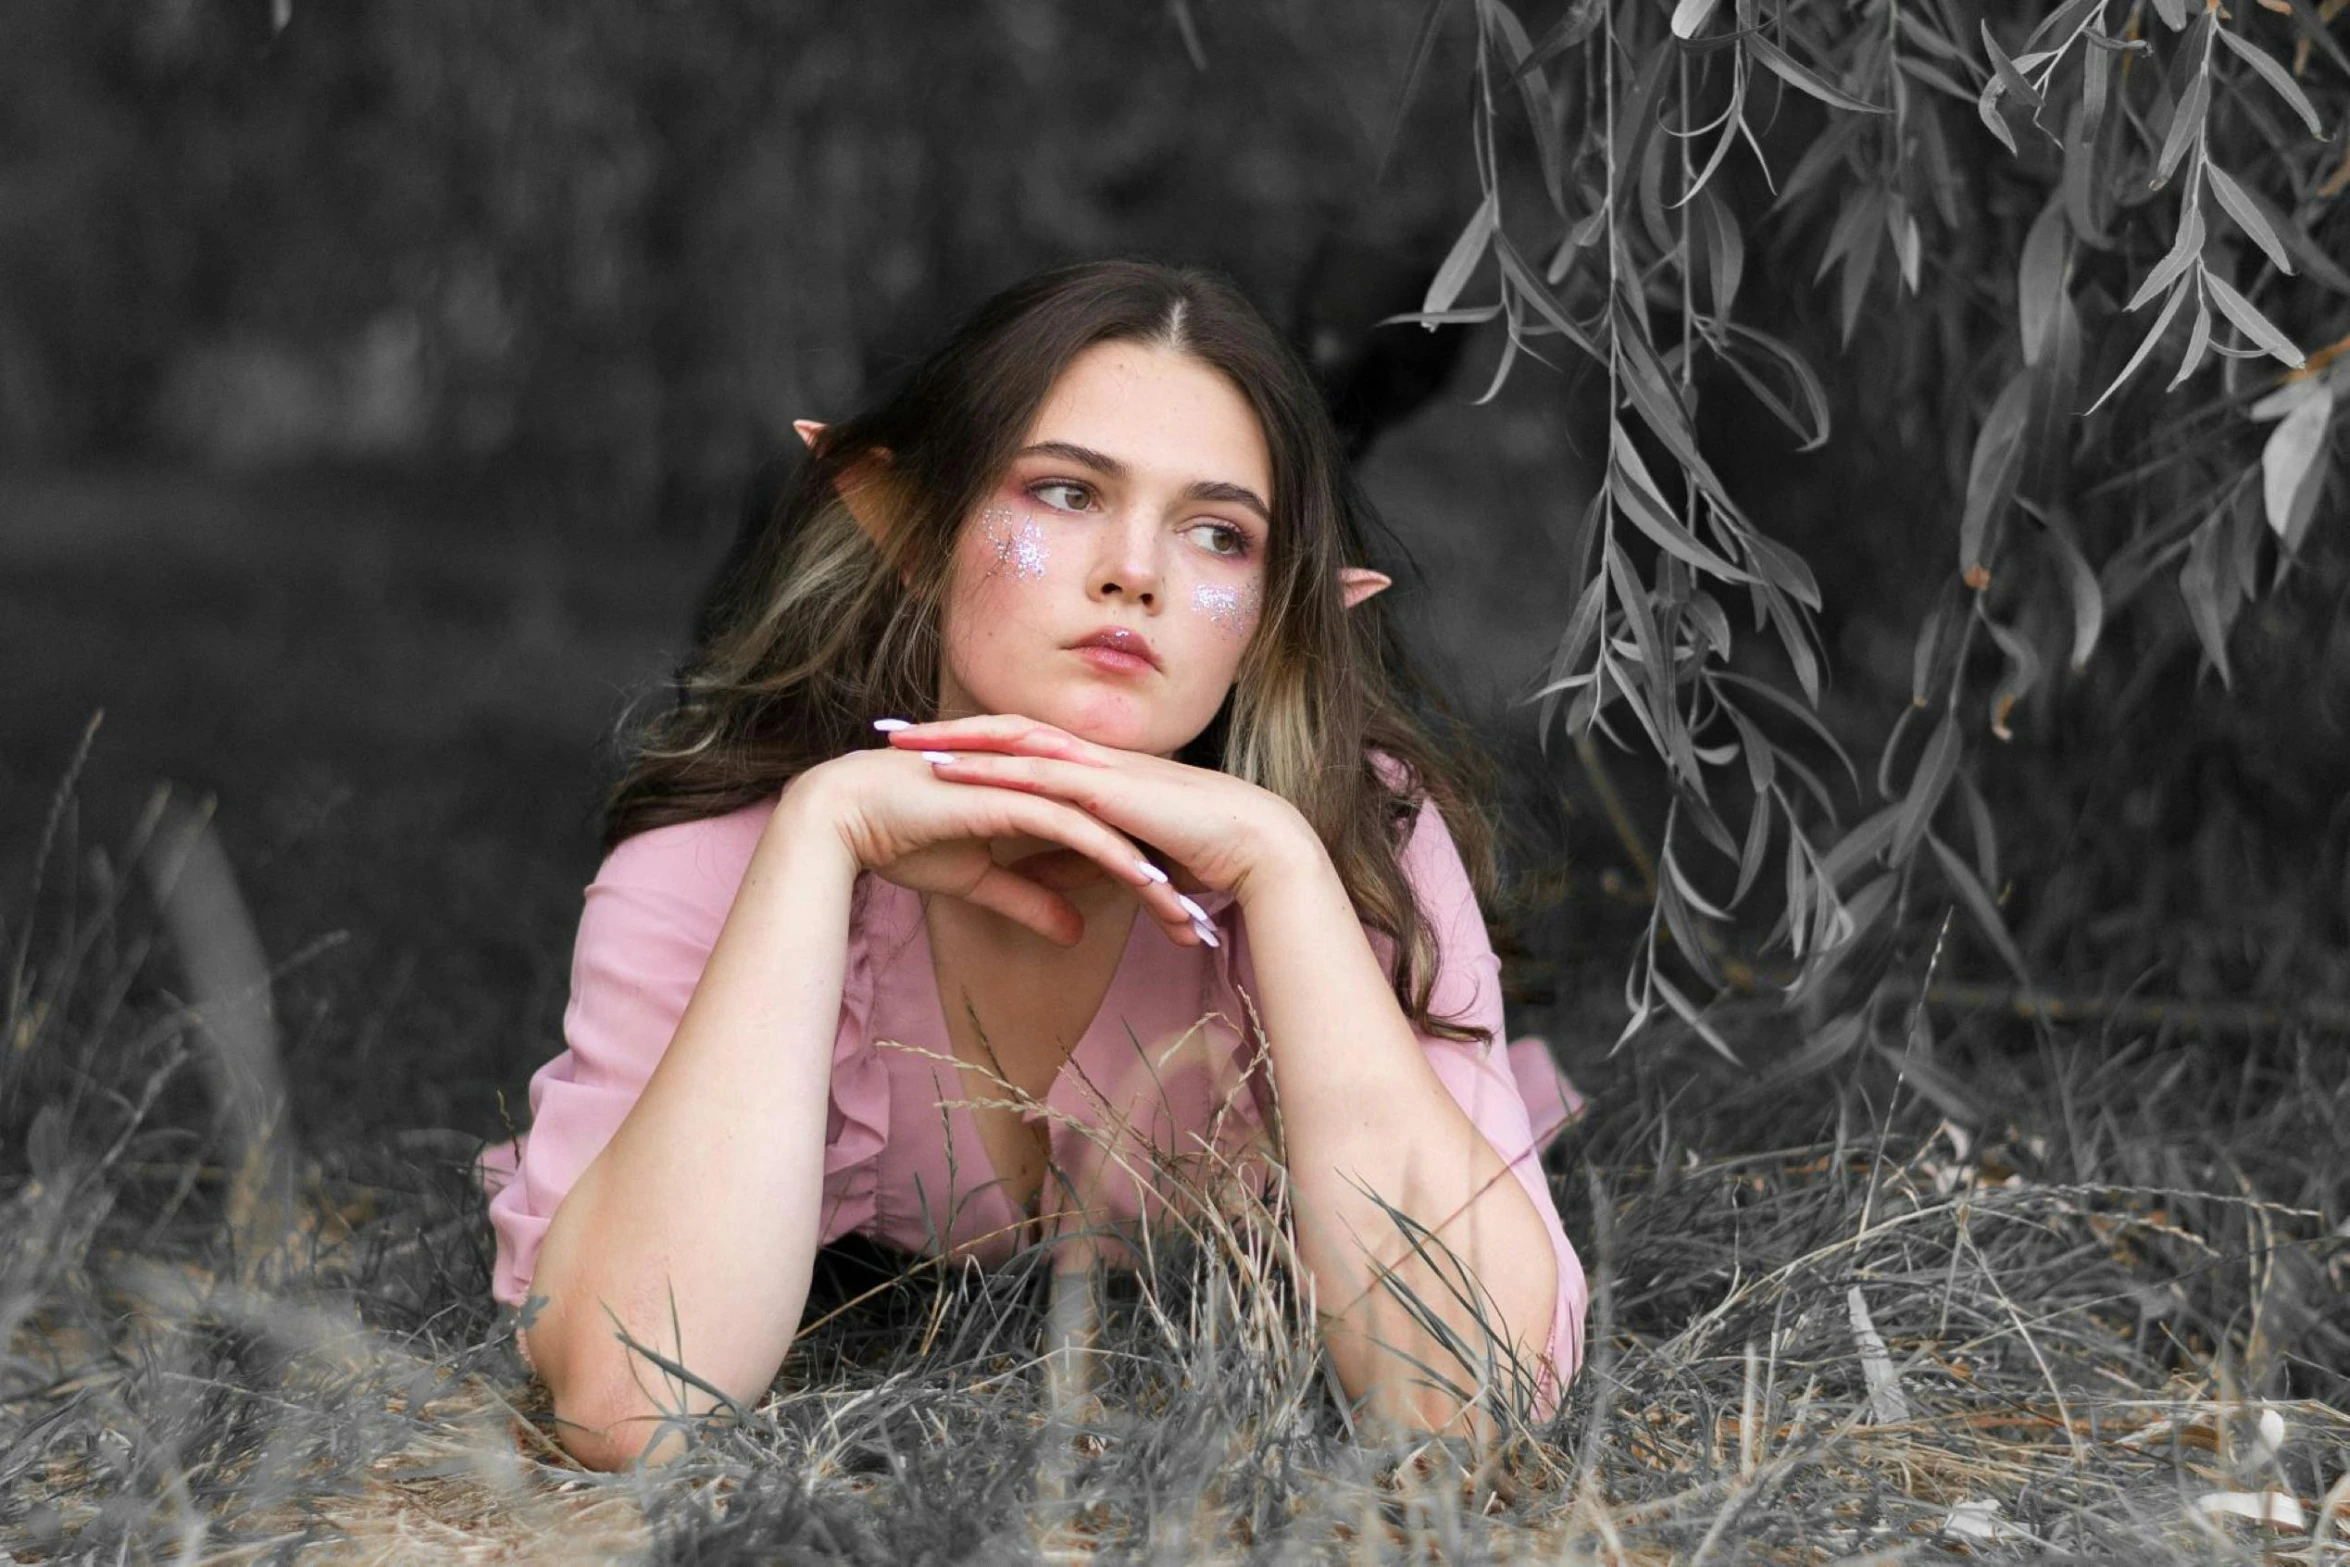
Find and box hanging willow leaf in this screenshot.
[1716,674,1857,795]
[2178,512,2235,685]
[2216,26,2327,138]
[1479,0,1565,216]
[1651,971,1741,1064]
[1892,710,1960,865]
[1679,52,1752,207]
[2021,291,2083,500]
[1612,422,1755,583]
[1814,188,1882,286]
[1979,21,2045,112]
[1775,114,1870,215]
[1898,54,1977,103]
[1494,229,1599,357]
[1837,198,1888,345]
[1671,0,1722,41]
[1979,610,2042,740]
[2022,0,2107,56]
[2167,292,2213,389]
[1782,826,1818,958]
[1686,589,1733,659]
[1888,197,1922,294]
[1604,540,1675,748]
[1957,770,2003,899]
[1748,30,1891,114]
[1718,323,1832,451]
[1926,833,2029,982]
[1661,854,1730,986]
[1911,592,1951,707]
[1424,191,1498,316]
[1508,0,1603,83]
[2262,383,2334,549]
[2017,199,2069,365]
[1978,67,2021,155]
[2062,84,2107,241]
[2204,163,2296,276]
[1694,188,1745,318]
[1380,0,1457,183]
[1378,305,1507,329]
[2203,270,2307,367]
[1733,784,1774,904]
[2229,175,2350,294]
[2124,203,2204,312]
[1818,802,1903,893]
[1617,321,1741,515]
[2153,44,2211,186]
[1536,571,1610,703]
[2035,505,2105,669]
[2085,273,2191,415]
[1743,531,1823,612]
[1959,367,2034,584]
[1470,291,1525,407]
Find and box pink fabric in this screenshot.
[481,781,1589,1420]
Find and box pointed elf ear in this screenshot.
[1340,567,1392,609]
[792,418,898,555]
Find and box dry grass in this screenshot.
[5,749,2348,1565]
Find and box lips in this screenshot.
[1070,626,1161,669]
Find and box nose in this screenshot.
[1087,507,1161,608]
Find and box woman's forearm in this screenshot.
[1237,826,1559,1444]
[524,774,860,1469]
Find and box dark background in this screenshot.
[0,1,1645,1144]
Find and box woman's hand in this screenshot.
[878,714,1321,904]
[793,743,1208,949]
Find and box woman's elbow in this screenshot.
[518,1295,656,1471]
[550,1392,683,1472]
[526,1292,786,1472]
[536,1335,698,1471]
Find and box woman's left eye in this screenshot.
[1188,522,1250,559]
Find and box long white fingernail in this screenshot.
[1136,859,1170,884]
[1190,917,1221,948]
[1174,892,1209,924]
[923,751,957,764]
[873,717,913,732]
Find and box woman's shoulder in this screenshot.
[594,798,778,910]
[1361,745,1481,906]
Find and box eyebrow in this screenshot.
[1015,441,1270,527]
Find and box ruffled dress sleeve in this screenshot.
[476,800,891,1348]
[1368,763,1590,1423]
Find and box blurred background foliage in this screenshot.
[0,0,1470,520]
[2,0,2347,1141]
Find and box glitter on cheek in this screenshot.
[1190,579,1263,636]
[978,503,1048,582]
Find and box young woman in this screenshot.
[481,260,1588,1469]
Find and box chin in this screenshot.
[1014,689,1196,755]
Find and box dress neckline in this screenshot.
[894,878,1157,1225]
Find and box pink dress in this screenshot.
[481,786,1590,1420]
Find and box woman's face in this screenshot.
[937,340,1274,758]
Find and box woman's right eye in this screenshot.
[1030,481,1093,512]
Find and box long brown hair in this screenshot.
[607,259,1505,1043]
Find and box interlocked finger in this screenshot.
[977,790,1209,950]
